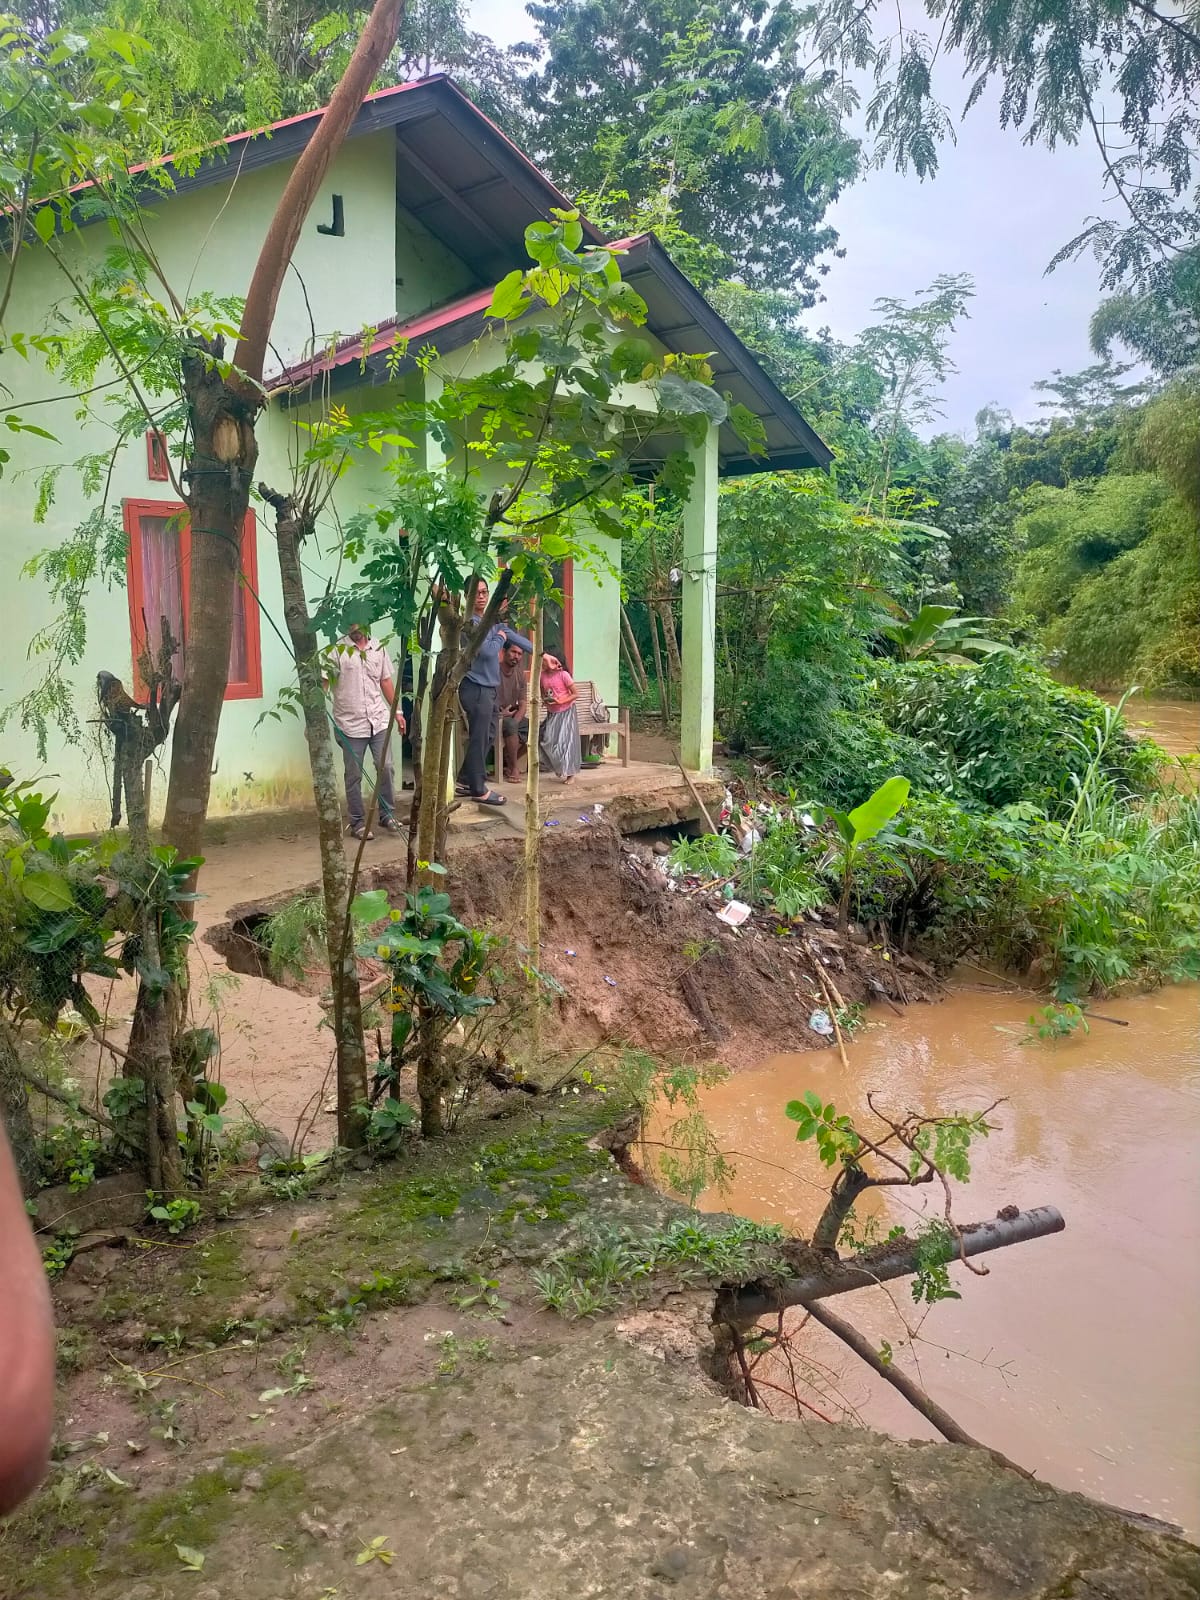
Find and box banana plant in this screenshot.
[816,776,912,931]
[880,602,1015,664]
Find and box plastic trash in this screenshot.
[716,899,752,927]
[565,949,577,958]
[808,1009,834,1037]
[603,975,618,987]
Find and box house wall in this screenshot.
[0,143,678,833]
[0,134,470,835]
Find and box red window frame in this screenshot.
[146,430,169,482]
[559,558,574,666]
[123,498,263,701]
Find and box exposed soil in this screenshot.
[209,823,938,1073]
[6,1102,1197,1600]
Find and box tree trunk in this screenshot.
[717,1205,1065,1323]
[265,488,368,1149]
[0,1027,39,1199]
[163,0,407,864]
[122,728,185,1195]
[405,610,434,890]
[811,1164,873,1253]
[163,352,258,861]
[416,1004,444,1137]
[524,613,543,1067]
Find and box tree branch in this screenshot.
[801,1296,1035,1478]
[232,0,406,390]
[1124,0,1200,53]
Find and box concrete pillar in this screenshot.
[680,421,718,774]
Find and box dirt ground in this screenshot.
[6,1104,1197,1600]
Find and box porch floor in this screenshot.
[196,739,721,916]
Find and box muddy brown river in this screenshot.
[688,982,1200,1535]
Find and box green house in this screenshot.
[2,76,830,832]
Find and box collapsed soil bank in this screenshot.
[9,1102,1198,1599]
[208,823,938,1070]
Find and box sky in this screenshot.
[466,0,1119,435]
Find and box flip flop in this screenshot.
[474,790,507,806]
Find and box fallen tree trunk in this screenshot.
[717,1205,1064,1322]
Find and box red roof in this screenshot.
[268,237,650,391]
[268,284,498,390]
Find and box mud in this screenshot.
[7,1100,1198,1600]
[208,824,938,1071]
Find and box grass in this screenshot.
[532,1214,790,1318]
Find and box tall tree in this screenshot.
[521,0,859,293]
[808,0,1200,295]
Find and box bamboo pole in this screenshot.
[524,612,544,1068]
[648,603,670,727]
[620,604,649,694]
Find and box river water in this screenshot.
[689,983,1200,1536]
[1116,695,1197,761]
[680,693,1200,1532]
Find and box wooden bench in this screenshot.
[493,677,631,775]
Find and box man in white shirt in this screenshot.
[326,624,406,840]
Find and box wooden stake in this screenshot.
[671,747,719,834]
[525,612,544,1067]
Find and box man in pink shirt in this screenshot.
[326,624,406,840]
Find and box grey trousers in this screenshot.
[457,679,497,797]
[336,726,395,829]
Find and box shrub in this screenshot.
[874,654,1159,812]
[732,661,932,808]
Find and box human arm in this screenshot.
[495,625,533,654]
[380,677,406,732]
[0,1123,55,1514]
[379,648,406,733]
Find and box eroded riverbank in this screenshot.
[686,983,1200,1536]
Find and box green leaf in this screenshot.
[350,889,390,923]
[33,205,57,245]
[21,871,74,912]
[174,1544,205,1571]
[846,777,911,846]
[487,269,527,321]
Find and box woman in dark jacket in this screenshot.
[455,581,533,805]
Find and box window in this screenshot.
[123,499,262,700]
[145,430,169,482]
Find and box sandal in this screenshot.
[349,826,374,841]
[379,817,404,833]
[474,790,507,806]
[454,782,473,797]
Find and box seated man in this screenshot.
[498,641,529,782]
